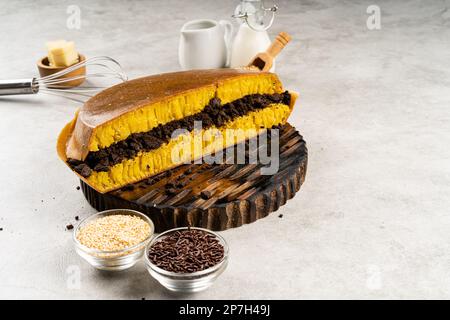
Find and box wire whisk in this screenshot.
[0,56,128,103]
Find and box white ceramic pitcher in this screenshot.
[179,19,233,70]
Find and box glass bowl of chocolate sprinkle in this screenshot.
[144,227,228,292]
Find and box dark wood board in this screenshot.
[80,123,307,232]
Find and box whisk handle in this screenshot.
[0,78,39,96]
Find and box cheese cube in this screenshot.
[46,40,79,67]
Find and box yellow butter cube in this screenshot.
[46,40,79,67]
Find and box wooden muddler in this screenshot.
[248,32,292,72]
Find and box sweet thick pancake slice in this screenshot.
[57,69,298,193]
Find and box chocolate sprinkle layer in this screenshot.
[68,91,291,177]
[148,229,225,273]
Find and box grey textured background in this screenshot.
[0,0,449,299]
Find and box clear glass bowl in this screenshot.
[144,227,229,293]
[73,209,154,271]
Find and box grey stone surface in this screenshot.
[0,0,449,299]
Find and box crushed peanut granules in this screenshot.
[76,215,151,251]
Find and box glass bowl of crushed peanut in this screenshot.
[73,209,154,271]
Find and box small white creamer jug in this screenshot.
[179,19,233,70]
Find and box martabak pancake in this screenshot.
[57,69,298,193]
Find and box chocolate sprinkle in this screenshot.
[200,190,212,200]
[148,229,224,273]
[66,224,74,230]
[73,163,92,178]
[121,184,135,192]
[165,187,177,195]
[67,92,291,177]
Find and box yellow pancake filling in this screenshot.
[86,103,291,193]
[89,74,282,152]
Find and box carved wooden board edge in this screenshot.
[80,123,308,232]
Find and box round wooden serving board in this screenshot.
[80,123,307,232]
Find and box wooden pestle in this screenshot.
[247,32,292,72]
